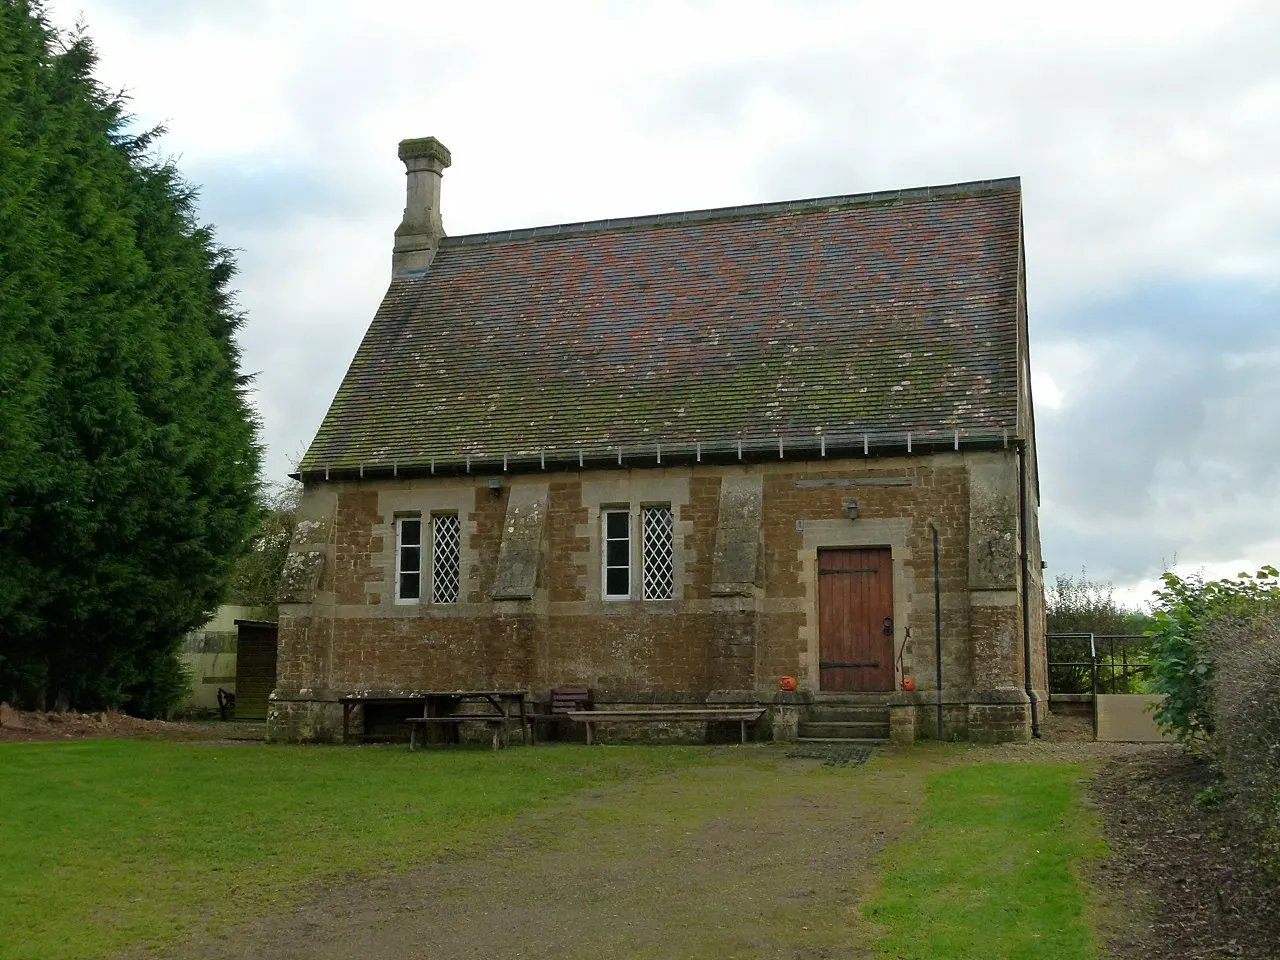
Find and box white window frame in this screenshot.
[395,515,422,604]
[601,508,632,600]
[601,504,675,601]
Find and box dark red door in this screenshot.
[818,547,894,691]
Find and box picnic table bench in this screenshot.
[566,707,765,745]
[407,714,509,751]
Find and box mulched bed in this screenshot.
[0,702,262,742]
[1090,750,1280,959]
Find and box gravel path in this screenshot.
[139,748,959,960]
[121,720,1188,960]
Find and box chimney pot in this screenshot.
[393,136,451,275]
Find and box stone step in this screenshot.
[798,721,890,740]
[811,692,899,705]
[804,705,892,723]
[794,736,888,745]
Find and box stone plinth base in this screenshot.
[267,696,344,743]
[889,705,917,744]
[967,700,1032,743]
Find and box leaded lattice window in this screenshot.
[431,513,461,603]
[642,505,675,600]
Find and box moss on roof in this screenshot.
[301,181,1022,472]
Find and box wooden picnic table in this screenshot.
[338,691,528,748]
[406,690,529,751]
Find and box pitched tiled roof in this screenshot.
[301,179,1022,473]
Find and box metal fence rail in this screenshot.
[1047,633,1153,695]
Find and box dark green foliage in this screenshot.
[1208,611,1280,876]
[1147,568,1280,745]
[0,1,260,714]
[1046,571,1153,694]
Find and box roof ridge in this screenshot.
[440,176,1021,248]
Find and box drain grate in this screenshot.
[785,743,875,767]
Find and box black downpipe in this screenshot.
[1017,444,1042,739]
[932,523,943,739]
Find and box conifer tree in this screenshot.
[0,0,261,713]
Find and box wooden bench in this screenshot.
[406,715,509,751]
[566,708,765,745]
[526,686,593,744]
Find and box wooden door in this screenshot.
[234,622,278,720]
[818,547,894,691]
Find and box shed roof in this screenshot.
[300,178,1023,474]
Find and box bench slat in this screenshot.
[565,709,764,720]
[564,708,765,746]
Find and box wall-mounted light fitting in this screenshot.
[842,497,859,520]
[487,476,503,496]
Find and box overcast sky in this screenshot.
[45,0,1280,604]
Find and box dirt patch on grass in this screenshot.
[0,702,261,742]
[1089,750,1280,960]
[134,747,960,960]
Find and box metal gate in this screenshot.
[1047,633,1167,741]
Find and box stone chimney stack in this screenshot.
[393,136,452,274]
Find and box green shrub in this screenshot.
[1207,611,1280,876]
[1147,568,1280,745]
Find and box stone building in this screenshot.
[270,135,1047,744]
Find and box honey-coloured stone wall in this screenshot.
[269,451,1044,743]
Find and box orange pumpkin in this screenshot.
[899,675,916,692]
[779,675,798,692]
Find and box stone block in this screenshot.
[889,705,917,744]
[711,475,762,595]
[967,702,1031,743]
[491,482,548,599]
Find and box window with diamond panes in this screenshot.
[602,509,631,599]
[642,505,675,600]
[431,513,461,603]
[396,517,422,602]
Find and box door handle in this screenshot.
[883,616,894,638]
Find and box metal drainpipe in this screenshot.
[1017,442,1042,739]
[932,523,943,740]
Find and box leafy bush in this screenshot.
[1207,611,1280,875]
[229,481,300,607]
[1147,568,1280,745]
[119,644,192,720]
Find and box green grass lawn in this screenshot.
[3,740,1110,960]
[0,738,704,960]
[863,760,1105,960]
